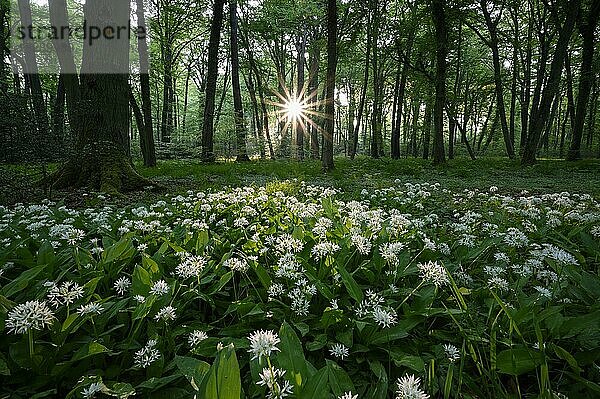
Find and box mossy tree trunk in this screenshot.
[47,0,150,193]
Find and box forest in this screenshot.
[1,0,600,398]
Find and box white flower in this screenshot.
[77,302,104,316]
[488,276,509,292]
[311,241,340,260]
[154,305,177,321]
[338,393,358,399]
[257,367,294,399]
[47,281,84,308]
[6,300,55,334]
[134,295,146,303]
[134,340,161,368]
[176,254,207,279]
[188,330,208,347]
[248,330,280,361]
[443,344,460,362]
[417,261,449,287]
[533,285,552,299]
[351,234,372,255]
[114,276,131,296]
[396,374,429,399]
[329,343,349,359]
[81,382,104,398]
[150,280,170,296]
[223,257,249,273]
[372,306,397,328]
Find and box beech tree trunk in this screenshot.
[567,0,599,160]
[322,0,336,171]
[47,0,150,193]
[135,0,156,167]
[201,0,226,162]
[431,0,447,165]
[522,0,580,165]
[229,0,249,162]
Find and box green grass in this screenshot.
[137,156,600,198]
[2,156,599,205]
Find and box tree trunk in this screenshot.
[229,0,249,162]
[431,0,447,164]
[47,0,150,193]
[350,23,371,159]
[308,40,321,159]
[322,0,336,171]
[481,0,515,159]
[18,0,50,142]
[522,0,580,165]
[201,0,226,162]
[296,34,306,160]
[135,0,156,167]
[567,0,599,160]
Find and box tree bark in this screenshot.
[431,0,447,164]
[47,0,151,193]
[135,0,156,167]
[229,0,249,162]
[18,0,50,142]
[567,0,600,160]
[322,0,337,171]
[201,0,226,162]
[522,0,581,165]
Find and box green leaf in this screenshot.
[326,360,354,396]
[496,347,543,376]
[209,271,233,295]
[0,357,10,376]
[1,265,46,298]
[278,322,310,392]
[300,366,329,399]
[71,341,110,362]
[337,264,363,303]
[103,237,134,264]
[201,344,241,399]
[132,264,151,296]
[105,382,136,398]
[174,356,210,391]
[37,241,55,266]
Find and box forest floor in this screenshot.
[2,157,600,205]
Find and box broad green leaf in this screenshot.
[337,264,363,303]
[1,265,46,298]
[278,322,310,392]
[202,344,241,399]
[326,360,354,396]
[496,347,543,376]
[132,264,151,296]
[71,341,110,362]
[105,382,136,398]
[209,271,233,294]
[300,366,329,399]
[174,356,210,391]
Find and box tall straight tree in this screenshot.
[17,0,50,140]
[522,0,581,165]
[229,0,249,162]
[322,0,337,171]
[567,0,600,160]
[135,0,156,167]
[431,0,447,165]
[49,0,149,192]
[201,0,226,162]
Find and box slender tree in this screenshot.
[322,0,337,171]
[229,0,249,162]
[135,0,156,167]
[431,0,447,165]
[201,0,226,162]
